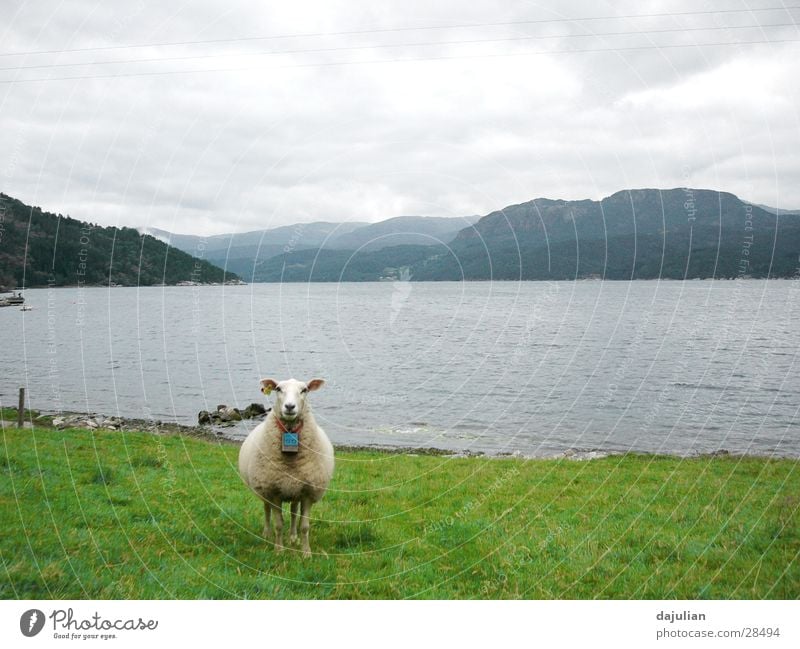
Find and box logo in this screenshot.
[20,609,45,637]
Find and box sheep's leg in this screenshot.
[262,501,271,538]
[300,498,313,558]
[269,500,284,552]
[289,501,299,545]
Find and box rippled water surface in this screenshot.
[1,280,798,456]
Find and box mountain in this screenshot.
[0,193,238,289]
[141,220,369,255]
[8,188,794,287]
[249,188,800,282]
[746,202,800,217]
[144,216,475,280]
[411,188,800,280]
[250,244,449,282]
[322,215,479,251]
[140,221,369,279]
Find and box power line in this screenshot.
[1,37,796,85]
[1,21,795,73]
[0,5,797,58]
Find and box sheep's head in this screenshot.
[260,377,325,422]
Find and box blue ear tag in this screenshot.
[282,431,300,453]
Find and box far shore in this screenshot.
[7,276,800,291]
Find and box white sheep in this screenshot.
[238,377,334,557]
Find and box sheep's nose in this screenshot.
[284,403,296,412]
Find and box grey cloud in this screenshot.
[2,0,799,233]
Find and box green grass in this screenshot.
[1,425,798,599]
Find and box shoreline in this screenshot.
[10,277,800,290]
[4,409,796,461]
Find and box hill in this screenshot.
[145,215,476,280]
[236,188,800,282]
[141,221,369,279]
[322,215,479,251]
[411,188,800,280]
[250,244,449,282]
[0,193,238,288]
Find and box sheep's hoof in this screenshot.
[289,534,299,546]
[302,548,312,559]
[262,527,270,538]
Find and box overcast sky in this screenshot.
[1,1,798,234]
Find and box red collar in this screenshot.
[275,417,303,434]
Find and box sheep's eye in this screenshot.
[275,387,282,393]
[301,387,308,394]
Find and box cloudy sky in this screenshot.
[1,0,798,234]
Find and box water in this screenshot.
[1,280,798,456]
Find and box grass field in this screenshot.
[1,421,798,599]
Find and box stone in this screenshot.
[219,407,242,422]
[242,402,267,419]
[52,417,66,429]
[198,410,212,425]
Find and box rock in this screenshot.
[242,402,267,419]
[216,404,227,412]
[52,417,66,429]
[219,407,242,422]
[86,419,98,429]
[198,410,212,425]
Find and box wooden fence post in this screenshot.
[17,387,25,428]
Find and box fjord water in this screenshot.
[1,281,797,457]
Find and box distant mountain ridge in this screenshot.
[0,193,237,288]
[5,188,796,287]
[234,188,799,282]
[146,214,478,279]
[415,188,799,280]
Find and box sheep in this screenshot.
[238,377,334,557]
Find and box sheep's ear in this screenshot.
[260,378,278,395]
[306,378,325,392]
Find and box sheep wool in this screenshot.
[238,378,334,557]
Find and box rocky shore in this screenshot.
[10,409,624,459]
[5,408,741,460]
